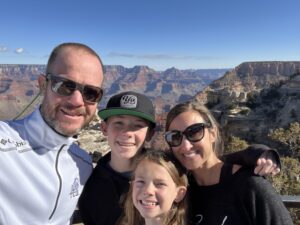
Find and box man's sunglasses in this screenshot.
[46,73,103,103]
[164,122,212,147]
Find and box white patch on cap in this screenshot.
[120,95,137,108]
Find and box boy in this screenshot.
[79,91,156,225]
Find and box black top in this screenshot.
[187,163,293,225]
[78,145,282,225]
[78,152,130,225]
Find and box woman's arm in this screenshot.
[222,144,281,175]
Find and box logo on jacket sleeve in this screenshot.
[0,138,31,153]
[70,178,79,198]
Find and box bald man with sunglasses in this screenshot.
[0,43,104,225]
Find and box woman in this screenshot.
[164,100,293,225]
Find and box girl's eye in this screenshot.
[155,182,167,188]
[133,180,144,187]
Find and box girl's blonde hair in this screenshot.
[165,100,224,156]
[117,149,188,225]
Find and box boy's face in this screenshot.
[101,115,152,160]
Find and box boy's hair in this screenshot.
[98,91,156,128]
[118,149,188,225]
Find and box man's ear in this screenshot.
[175,186,187,203]
[38,74,47,93]
[100,121,108,136]
[145,128,155,142]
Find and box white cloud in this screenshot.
[15,48,24,54]
[0,46,8,52]
[108,52,135,58]
[108,52,220,61]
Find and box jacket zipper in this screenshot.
[49,144,65,220]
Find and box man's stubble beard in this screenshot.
[40,103,94,137]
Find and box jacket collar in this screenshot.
[23,108,77,150]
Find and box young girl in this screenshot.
[164,100,293,225]
[118,149,188,225]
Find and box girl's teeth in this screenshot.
[141,200,157,206]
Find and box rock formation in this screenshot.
[195,61,300,148]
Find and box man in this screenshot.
[0,43,104,225]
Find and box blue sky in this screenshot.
[0,0,299,70]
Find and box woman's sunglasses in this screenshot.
[46,73,103,103]
[164,122,212,147]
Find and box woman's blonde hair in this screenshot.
[165,100,224,156]
[117,149,188,225]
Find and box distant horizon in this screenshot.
[2,60,300,71]
[0,63,231,71]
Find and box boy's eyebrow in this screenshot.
[111,115,146,122]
